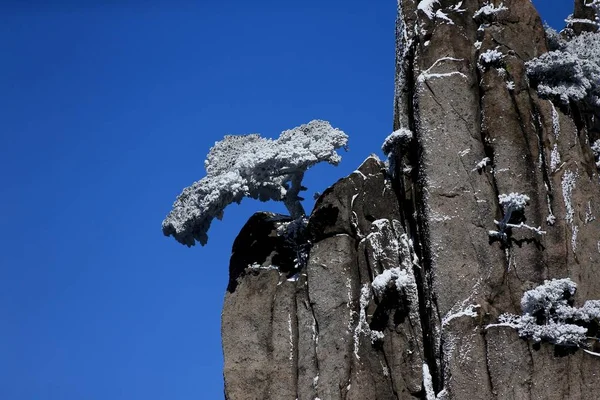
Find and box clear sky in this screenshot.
[0,1,575,399]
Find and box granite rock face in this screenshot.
[223,157,426,399]
[222,1,600,398]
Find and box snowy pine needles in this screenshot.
[526,31,600,107]
[487,278,600,350]
[162,120,348,246]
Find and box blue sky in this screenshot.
[0,1,573,398]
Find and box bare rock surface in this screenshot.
[222,1,600,399]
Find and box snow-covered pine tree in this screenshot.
[162,120,348,246]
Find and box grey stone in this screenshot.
[221,1,600,399]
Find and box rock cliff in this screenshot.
[222,1,600,398]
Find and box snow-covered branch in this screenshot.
[487,279,600,352]
[162,120,348,246]
[526,31,600,107]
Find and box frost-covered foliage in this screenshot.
[478,49,504,70]
[526,31,600,107]
[487,278,600,349]
[544,24,565,51]
[473,2,508,21]
[499,192,530,211]
[592,139,600,168]
[489,193,546,241]
[520,278,577,315]
[498,192,529,212]
[162,120,348,246]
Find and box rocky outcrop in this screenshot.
[223,157,426,399]
[393,0,600,398]
[222,1,600,399]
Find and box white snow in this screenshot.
[528,279,574,312]
[248,263,279,270]
[491,193,546,239]
[586,201,596,223]
[418,71,468,83]
[493,221,546,236]
[370,330,385,343]
[566,17,598,27]
[487,278,593,347]
[430,211,455,222]
[448,1,465,13]
[418,0,440,19]
[550,144,561,172]
[546,185,556,226]
[435,10,454,24]
[562,170,577,224]
[478,49,504,69]
[498,192,530,211]
[550,101,560,139]
[592,140,600,169]
[473,2,508,20]
[372,267,415,298]
[288,313,294,361]
[351,170,367,180]
[163,120,348,246]
[472,157,490,172]
[586,1,600,30]
[382,128,413,156]
[353,283,372,360]
[422,363,436,400]
[417,57,467,83]
[527,32,600,107]
[442,304,480,327]
[346,277,354,333]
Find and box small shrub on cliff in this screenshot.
[488,192,545,242]
[526,31,600,107]
[487,278,600,354]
